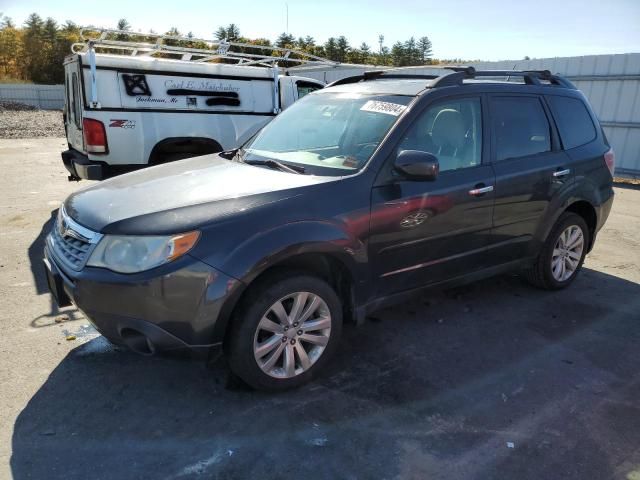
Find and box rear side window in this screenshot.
[296,81,323,99]
[547,96,597,149]
[492,97,551,161]
[72,73,82,129]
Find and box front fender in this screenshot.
[195,220,368,344]
[212,220,367,285]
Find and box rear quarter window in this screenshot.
[547,96,597,149]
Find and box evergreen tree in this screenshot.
[214,26,227,40]
[225,24,240,41]
[418,36,432,63]
[336,36,349,62]
[324,37,338,61]
[115,18,131,41]
[275,32,295,48]
[391,41,405,66]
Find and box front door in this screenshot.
[487,94,573,263]
[369,96,495,296]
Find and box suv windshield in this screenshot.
[242,92,414,175]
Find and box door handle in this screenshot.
[469,185,494,196]
[553,168,571,178]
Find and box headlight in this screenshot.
[87,231,200,273]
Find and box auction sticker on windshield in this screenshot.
[360,100,407,116]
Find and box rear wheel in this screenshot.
[227,273,342,391]
[525,212,589,290]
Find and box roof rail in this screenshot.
[72,27,340,68]
[431,67,576,89]
[326,71,439,87]
[325,65,576,90]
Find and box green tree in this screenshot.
[336,36,349,62]
[226,24,240,41]
[275,32,295,48]
[324,37,338,61]
[21,13,44,80]
[418,36,433,63]
[391,41,406,66]
[214,26,227,40]
[115,18,131,41]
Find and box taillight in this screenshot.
[604,148,615,177]
[82,118,108,154]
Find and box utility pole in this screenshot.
[286,3,289,34]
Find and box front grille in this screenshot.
[48,206,102,271]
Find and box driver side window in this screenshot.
[399,97,482,172]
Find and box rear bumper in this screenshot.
[596,190,614,233]
[62,149,105,181]
[44,241,242,356]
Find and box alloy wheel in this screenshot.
[551,225,584,282]
[253,292,331,379]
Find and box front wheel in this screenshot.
[227,273,342,391]
[525,212,590,290]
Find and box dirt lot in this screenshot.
[1,138,639,480]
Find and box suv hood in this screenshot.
[64,154,333,234]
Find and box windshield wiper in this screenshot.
[218,148,239,160]
[244,158,306,174]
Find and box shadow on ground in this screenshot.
[27,209,85,327]
[11,269,640,480]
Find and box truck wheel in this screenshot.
[525,212,590,290]
[227,272,342,391]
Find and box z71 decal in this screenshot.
[109,119,136,129]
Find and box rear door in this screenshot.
[64,58,84,152]
[488,94,573,263]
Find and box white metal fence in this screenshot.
[302,53,640,177]
[0,84,64,110]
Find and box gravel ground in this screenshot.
[0,110,65,139]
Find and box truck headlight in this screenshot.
[87,231,200,273]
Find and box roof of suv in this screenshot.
[323,68,577,96]
[325,79,431,96]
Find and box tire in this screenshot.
[227,271,343,391]
[525,212,590,290]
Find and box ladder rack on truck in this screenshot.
[72,28,339,110]
[72,28,340,68]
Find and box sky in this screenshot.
[0,0,639,61]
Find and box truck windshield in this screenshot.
[243,92,414,175]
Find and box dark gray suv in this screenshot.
[44,67,615,390]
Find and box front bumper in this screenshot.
[44,242,243,355]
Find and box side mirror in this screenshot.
[394,150,439,181]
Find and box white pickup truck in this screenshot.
[61,29,330,180]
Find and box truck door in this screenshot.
[278,77,324,110]
[64,59,84,152]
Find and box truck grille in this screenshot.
[48,206,102,271]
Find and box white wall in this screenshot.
[0,84,65,110]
